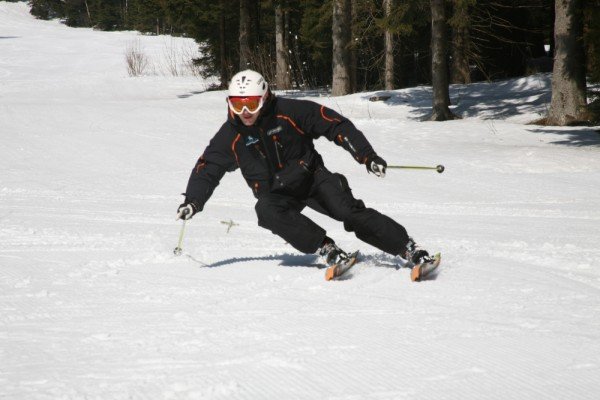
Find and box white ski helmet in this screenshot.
[228,69,268,97]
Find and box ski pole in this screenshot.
[173,219,186,256]
[387,164,445,173]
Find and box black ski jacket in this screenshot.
[184,94,376,210]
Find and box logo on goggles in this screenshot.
[228,96,264,115]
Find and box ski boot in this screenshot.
[320,239,359,281]
[404,238,431,267]
[404,238,440,281]
[319,240,350,267]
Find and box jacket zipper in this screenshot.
[258,128,276,174]
[254,144,267,159]
[272,135,284,169]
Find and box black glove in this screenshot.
[176,200,201,220]
[365,154,387,178]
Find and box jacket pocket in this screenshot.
[270,152,316,195]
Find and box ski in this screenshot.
[410,252,441,282]
[325,251,359,281]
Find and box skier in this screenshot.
[177,69,433,272]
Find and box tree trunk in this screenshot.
[275,1,292,90]
[84,0,92,25]
[350,1,358,92]
[250,0,260,49]
[239,0,252,70]
[219,0,228,88]
[384,0,395,90]
[430,0,456,121]
[450,0,471,84]
[331,0,351,96]
[547,0,588,125]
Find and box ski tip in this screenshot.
[411,253,441,282]
[410,265,421,282]
[324,250,359,281]
[325,266,338,281]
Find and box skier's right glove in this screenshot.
[176,200,201,221]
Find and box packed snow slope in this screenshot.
[2,2,600,399]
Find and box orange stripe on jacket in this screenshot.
[195,158,206,174]
[277,114,305,135]
[231,133,242,165]
[320,106,341,123]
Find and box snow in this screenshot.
[1,2,600,399]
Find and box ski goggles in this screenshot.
[227,95,264,115]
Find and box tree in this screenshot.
[449,0,473,84]
[275,1,292,89]
[585,0,600,122]
[383,0,395,90]
[547,0,588,125]
[350,1,359,92]
[30,0,65,20]
[32,0,598,103]
[184,0,239,85]
[297,0,333,88]
[239,0,252,70]
[218,0,229,87]
[331,0,351,96]
[430,0,456,121]
[585,0,600,83]
[457,0,554,81]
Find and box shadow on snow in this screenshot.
[204,251,413,270]
[362,74,554,122]
[526,127,600,147]
[205,253,321,269]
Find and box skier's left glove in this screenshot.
[176,200,201,220]
[365,154,387,178]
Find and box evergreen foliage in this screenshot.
[29,0,64,20]
[27,0,600,91]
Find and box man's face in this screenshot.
[239,109,260,126]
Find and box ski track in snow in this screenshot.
[2,2,600,399]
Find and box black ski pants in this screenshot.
[255,168,410,255]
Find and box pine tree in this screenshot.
[585,0,600,122]
[430,0,456,121]
[449,0,474,84]
[239,0,252,70]
[30,0,65,20]
[584,0,600,83]
[383,0,395,90]
[331,0,351,95]
[547,0,588,125]
[275,0,292,90]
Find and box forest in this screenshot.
[25,0,600,124]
